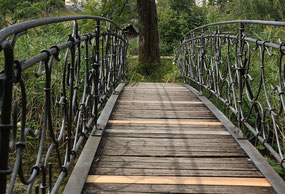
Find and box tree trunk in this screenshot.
[137,0,160,65]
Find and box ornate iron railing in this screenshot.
[0,15,127,193]
[176,20,285,168]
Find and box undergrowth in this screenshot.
[127,57,180,83]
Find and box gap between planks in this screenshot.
[86,175,271,187]
[108,120,223,126]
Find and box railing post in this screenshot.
[237,23,245,130]
[93,19,100,132]
[113,28,118,88]
[199,28,206,95]
[215,25,221,96]
[0,41,14,194]
[182,39,187,83]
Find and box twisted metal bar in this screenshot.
[0,15,127,193]
[176,20,285,168]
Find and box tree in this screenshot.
[84,0,137,25]
[157,0,205,55]
[137,0,160,66]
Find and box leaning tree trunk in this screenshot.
[137,0,160,65]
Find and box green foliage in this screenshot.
[207,0,285,22]
[157,0,206,55]
[127,57,179,83]
[13,1,41,20]
[84,0,137,25]
[127,38,139,56]
[0,0,64,27]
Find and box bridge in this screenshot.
[0,16,285,193]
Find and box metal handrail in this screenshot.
[180,20,285,41]
[0,15,128,193]
[176,20,285,169]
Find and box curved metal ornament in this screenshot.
[0,16,127,193]
[176,21,285,169]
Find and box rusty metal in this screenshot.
[0,15,127,193]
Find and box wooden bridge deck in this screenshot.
[82,83,275,193]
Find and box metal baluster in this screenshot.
[237,23,245,130]
[0,41,14,194]
[92,19,101,134]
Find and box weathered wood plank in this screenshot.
[95,156,253,164]
[110,112,216,119]
[105,125,228,130]
[108,120,222,125]
[118,100,204,104]
[104,133,236,139]
[98,149,247,157]
[94,161,257,170]
[113,106,209,111]
[104,129,230,135]
[90,168,263,177]
[114,103,208,108]
[83,183,275,193]
[106,123,227,129]
[99,146,244,153]
[101,137,237,143]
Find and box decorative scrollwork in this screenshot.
[0,15,127,193]
[176,20,285,168]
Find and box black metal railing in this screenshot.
[176,20,285,168]
[0,15,127,193]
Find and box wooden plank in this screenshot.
[118,100,204,104]
[101,141,239,148]
[111,112,216,119]
[102,137,237,143]
[100,146,243,153]
[113,110,213,113]
[101,144,241,150]
[105,129,230,135]
[106,124,226,129]
[118,98,201,101]
[99,150,247,157]
[100,141,239,148]
[122,88,190,91]
[108,120,223,125]
[106,125,227,130]
[105,133,237,139]
[84,183,275,193]
[119,94,199,98]
[86,175,271,187]
[96,156,253,164]
[91,168,263,177]
[94,161,257,171]
[114,103,207,108]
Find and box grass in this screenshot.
[127,57,180,83]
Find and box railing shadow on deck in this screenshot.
[0,15,128,193]
[176,20,285,169]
